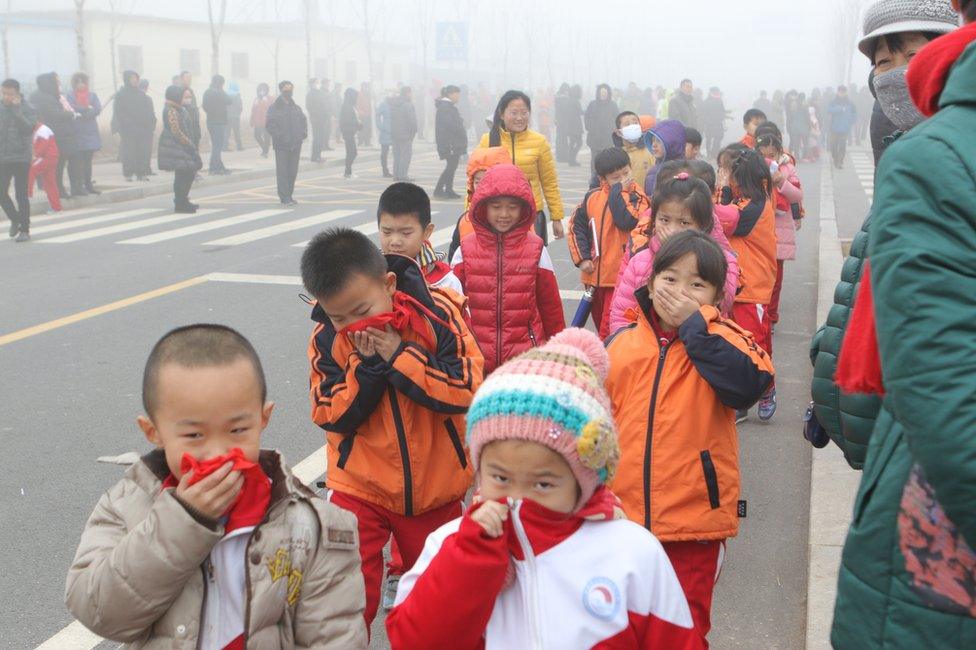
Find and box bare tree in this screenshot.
[2,0,12,80]
[414,0,435,90]
[832,0,863,85]
[304,0,314,82]
[74,0,88,76]
[107,0,138,91]
[206,0,228,76]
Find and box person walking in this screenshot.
[111,70,156,182]
[669,78,699,129]
[157,85,202,214]
[306,78,329,163]
[433,84,467,199]
[250,82,274,158]
[701,86,729,158]
[265,80,307,205]
[224,80,244,152]
[201,74,231,175]
[827,85,857,169]
[390,86,418,181]
[553,83,572,163]
[375,91,393,177]
[29,72,76,198]
[338,87,361,179]
[1,78,37,242]
[66,72,102,195]
[583,83,618,170]
[356,81,373,147]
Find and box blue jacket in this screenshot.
[827,98,857,134]
[67,91,103,152]
[375,98,392,146]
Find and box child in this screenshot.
[684,127,703,160]
[605,231,774,646]
[378,182,463,296]
[451,164,565,373]
[642,119,686,197]
[740,108,767,148]
[27,122,61,212]
[447,145,510,262]
[755,124,803,327]
[66,324,367,647]
[568,146,650,339]
[303,228,484,627]
[609,170,740,335]
[612,111,656,188]
[718,147,778,422]
[388,328,700,648]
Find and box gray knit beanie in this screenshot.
[858,0,958,58]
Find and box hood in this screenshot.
[643,119,686,161]
[227,81,240,96]
[469,164,537,233]
[120,70,139,90]
[466,146,513,204]
[210,75,225,88]
[594,83,612,101]
[907,22,976,117]
[343,87,358,104]
[165,84,184,104]
[35,72,58,96]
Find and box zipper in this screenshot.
[643,342,670,530]
[510,500,544,650]
[389,385,414,516]
[527,322,538,347]
[197,563,209,648]
[509,132,517,164]
[595,202,609,286]
[495,234,503,369]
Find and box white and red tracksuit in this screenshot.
[387,488,700,649]
[28,124,61,211]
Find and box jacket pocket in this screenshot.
[337,435,355,470]
[700,451,721,509]
[443,418,468,469]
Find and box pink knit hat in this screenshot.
[466,328,620,511]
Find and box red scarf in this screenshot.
[423,260,453,286]
[162,448,271,533]
[835,260,884,396]
[337,290,448,349]
[73,87,91,109]
[907,22,976,117]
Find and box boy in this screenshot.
[378,181,463,295]
[740,108,767,148]
[451,164,565,373]
[614,111,655,188]
[66,325,366,648]
[684,127,703,160]
[303,228,483,627]
[27,121,62,212]
[387,328,699,648]
[569,146,650,339]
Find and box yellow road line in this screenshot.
[0,276,210,347]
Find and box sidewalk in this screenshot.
[805,157,863,649]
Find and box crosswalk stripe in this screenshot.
[203,209,360,246]
[38,209,222,243]
[117,209,291,244]
[30,207,105,225]
[30,208,160,235]
[291,212,443,248]
[429,225,455,248]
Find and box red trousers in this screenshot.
[767,260,786,324]
[663,540,725,648]
[590,286,614,340]
[731,301,772,358]
[28,158,61,211]
[329,491,462,627]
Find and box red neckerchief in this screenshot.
[908,22,976,117]
[835,259,884,396]
[161,448,271,533]
[423,260,453,286]
[648,306,678,348]
[337,290,449,349]
[73,87,91,109]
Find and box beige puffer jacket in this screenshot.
[65,449,367,648]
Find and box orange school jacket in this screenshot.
[308,254,484,516]
[567,181,650,287]
[725,193,777,305]
[605,290,774,541]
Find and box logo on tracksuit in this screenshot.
[582,576,621,620]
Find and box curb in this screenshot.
[805,157,862,649]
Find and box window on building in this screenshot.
[180,49,201,76]
[345,60,357,85]
[119,45,143,75]
[232,52,249,80]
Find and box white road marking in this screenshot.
[30,207,106,225]
[38,210,222,243]
[118,209,291,244]
[29,208,160,235]
[207,272,303,285]
[291,446,327,485]
[203,209,359,246]
[291,212,442,248]
[34,620,102,649]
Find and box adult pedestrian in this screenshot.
[111,70,156,182]
[479,90,564,242]
[201,74,231,175]
[356,82,373,147]
[566,85,584,166]
[265,80,307,206]
[390,86,418,181]
[433,84,467,199]
[374,91,392,177]
[250,82,274,158]
[157,85,202,214]
[583,83,618,170]
[225,81,244,152]
[65,72,102,196]
[770,89,786,126]
[827,85,857,169]
[553,83,572,163]
[753,90,775,117]
[1,78,37,242]
[701,86,729,158]
[668,78,698,129]
[179,71,201,148]
[29,72,76,198]
[331,82,343,147]
[306,78,329,163]
[829,2,976,647]
[787,92,810,159]
[338,87,361,179]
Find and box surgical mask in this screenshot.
[282,90,293,100]
[620,123,642,143]
[874,66,925,132]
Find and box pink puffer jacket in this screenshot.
[608,216,739,335]
[774,159,803,261]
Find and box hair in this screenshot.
[717,142,751,170]
[869,32,942,62]
[680,78,692,86]
[684,127,702,148]
[256,82,269,94]
[964,0,976,21]
[651,173,714,233]
[687,159,717,193]
[615,110,638,128]
[743,108,767,126]
[278,80,293,91]
[594,147,631,178]
[730,148,772,202]
[755,123,784,154]
[489,90,531,146]
[651,230,728,293]
[142,324,267,417]
[377,182,431,228]
[1,78,19,92]
[70,72,89,87]
[441,84,460,96]
[301,227,388,299]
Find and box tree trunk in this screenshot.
[2,0,11,80]
[304,0,313,82]
[207,0,227,76]
[74,0,88,77]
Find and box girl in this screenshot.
[27,121,62,213]
[605,231,774,647]
[157,86,202,214]
[755,123,804,327]
[609,171,739,334]
[642,119,687,197]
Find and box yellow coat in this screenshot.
[478,128,564,221]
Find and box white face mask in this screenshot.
[620,123,642,143]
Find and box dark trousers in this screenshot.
[254,127,270,156]
[588,145,600,172]
[343,133,358,176]
[380,143,390,175]
[274,145,301,201]
[567,134,582,165]
[71,151,94,189]
[120,132,145,179]
[829,132,847,167]
[56,154,70,194]
[392,138,413,180]
[207,123,226,172]
[705,133,723,159]
[311,118,327,161]
[555,130,569,162]
[0,162,31,233]
[789,131,807,160]
[173,168,195,207]
[224,119,242,151]
[435,154,460,194]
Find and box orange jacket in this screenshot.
[308,254,484,516]
[567,181,649,287]
[725,193,777,304]
[605,291,774,541]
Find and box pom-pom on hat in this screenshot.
[466,328,620,511]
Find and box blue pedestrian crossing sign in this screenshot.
[436,22,468,61]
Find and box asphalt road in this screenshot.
[0,139,868,649]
